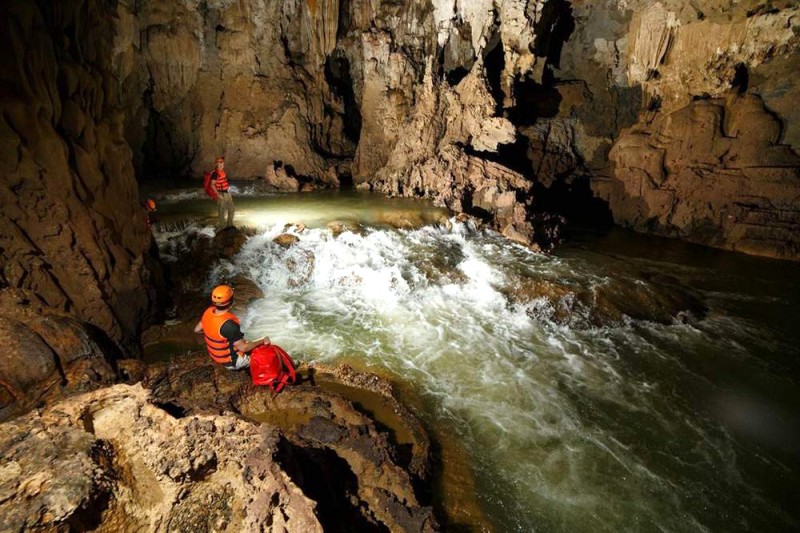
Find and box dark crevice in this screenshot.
[465,136,532,177]
[531,0,575,69]
[325,50,362,144]
[84,323,124,370]
[153,401,188,419]
[732,63,749,94]
[338,171,354,189]
[482,27,505,114]
[336,0,353,40]
[275,436,388,532]
[535,176,614,229]
[510,75,563,124]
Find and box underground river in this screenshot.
[153,188,800,531]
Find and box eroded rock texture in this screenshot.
[596,1,800,257]
[112,0,800,257]
[0,0,161,358]
[0,384,322,532]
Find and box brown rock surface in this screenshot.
[0,289,116,422]
[1,0,161,353]
[141,356,437,531]
[599,95,800,258]
[0,384,322,532]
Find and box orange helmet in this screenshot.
[211,285,234,306]
[215,156,225,164]
[145,198,156,210]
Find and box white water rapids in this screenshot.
[156,193,800,531]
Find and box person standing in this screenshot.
[210,156,235,228]
[194,284,269,370]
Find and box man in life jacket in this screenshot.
[144,198,157,230]
[210,156,235,228]
[193,284,269,370]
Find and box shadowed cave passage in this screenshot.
[325,50,362,146]
[275,436,389,532]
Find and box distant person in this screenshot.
[144,198,157,229]
[209,156,235,228]
[194,284,269,370]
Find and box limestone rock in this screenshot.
[1,1,161,354]
[0,291,117,422]
[273,234,300,247]
[265,164,301,192]
[141,356,436,532]
[600,95,800,259]
[0,384,322,532]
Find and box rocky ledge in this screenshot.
[0,357,437,532]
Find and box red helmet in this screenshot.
[211,285,234,306]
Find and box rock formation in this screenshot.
[0,0,161,358]
[0,384,322,531]
[598,95,800,258]
[0,361,438,532]
[103,0,800,258]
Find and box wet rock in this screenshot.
[273,233,300,247]
[378,211,427,230]
[327,221,365,237]
[212,226,249,258]
[506,274,706,328]
[286,250,316,287]
[0,384,322,532]
[230,275,264,307]
[143,356,435,531]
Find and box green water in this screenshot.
[155,188,800,531]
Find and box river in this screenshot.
[153,187,800,531]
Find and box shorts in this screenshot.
[225,353,250,371]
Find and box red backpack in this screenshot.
[203,171,220,200]
[249,344,297,392]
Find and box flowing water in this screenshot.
[156,189,800,531]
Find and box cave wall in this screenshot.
[113,0,800,258]
[0,0,160,356]
[116,0,347,182]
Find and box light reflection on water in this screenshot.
[156,190,800,531]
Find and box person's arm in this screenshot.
[233,336,269,354]
[220,320,269,353]
[193,320,203,333]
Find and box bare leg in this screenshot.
[227,193,235,227]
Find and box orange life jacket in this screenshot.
[213,169,229,192]
[201,306,240,364]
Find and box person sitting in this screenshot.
[194,284,268,370]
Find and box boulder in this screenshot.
[273,234,300,247]
[0,384,322,532]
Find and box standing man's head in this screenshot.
[211,284,234,310]
[215,156,225,171]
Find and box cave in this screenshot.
[276,437,389,532]
[2,0,800,531]
[325,49,362,146]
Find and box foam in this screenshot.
[159,216,796,531]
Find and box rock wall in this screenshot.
[595,2,800,257]
[116,0,345,182]
[100,0,800,257]
[0,0,160,360]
